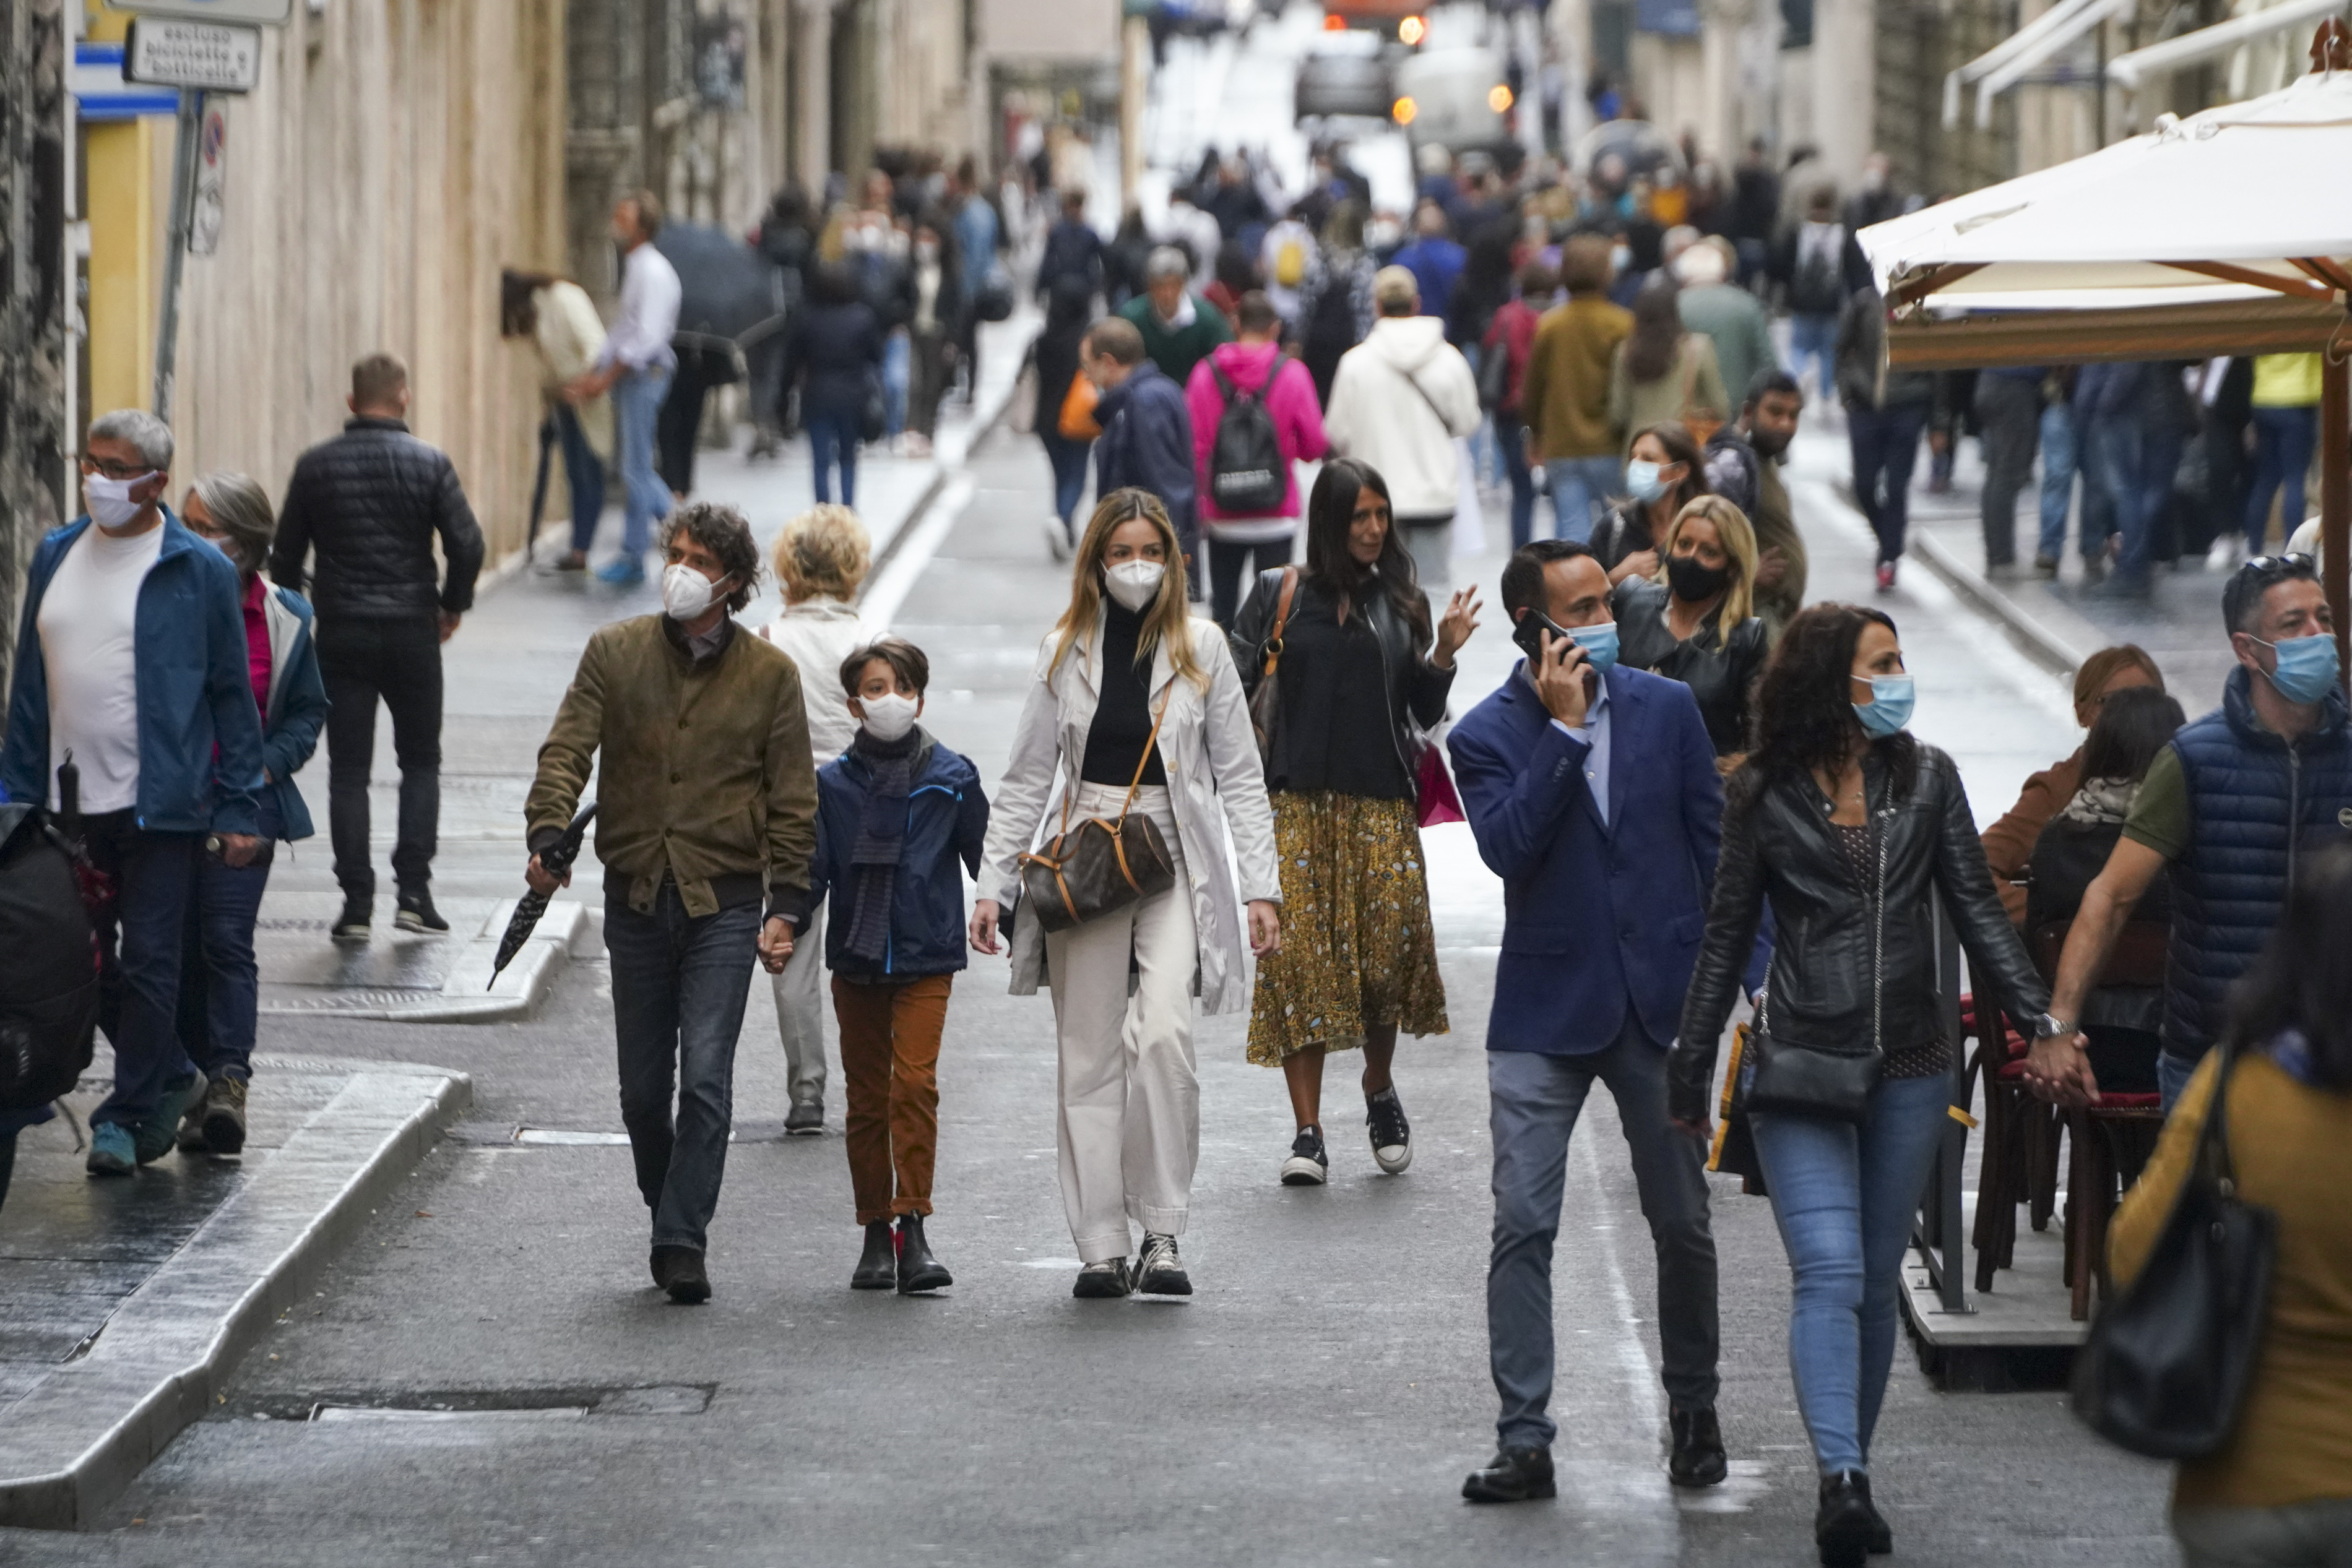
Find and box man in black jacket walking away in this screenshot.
[272,352,485,941]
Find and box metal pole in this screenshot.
[1120,14,1148,209]
[2322,350,2349,687]
[152,90,204,422]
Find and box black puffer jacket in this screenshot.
[271,417,484,619]
[1669,741,2049,1123]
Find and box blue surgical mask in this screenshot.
[1851,674,1915,739]
[1624,460,1667,503]
[2254,631,2341,705]
[1568,621,1619,671]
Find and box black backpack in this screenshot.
[0,803,100,1112]
[1206,351,1290,515]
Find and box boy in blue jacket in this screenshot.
[805,637,988,1294]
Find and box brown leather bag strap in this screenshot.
[1260,564,1299,680]
[1117,688,1174,822]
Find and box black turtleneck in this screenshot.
[1079,598,1170,787]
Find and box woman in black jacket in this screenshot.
[1613,494,1770,760]
[1230,459,1480,1186]
[1589,420,1710,584]
[782,261,884,507]
[1669,603,2049,1568]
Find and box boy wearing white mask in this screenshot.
[802,637,988,1294]
[525,501,818,1304]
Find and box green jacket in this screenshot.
[1117,292,1232,386]
[1520,294,1633,462]
[527,614,818,919]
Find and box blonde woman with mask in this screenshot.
[758,504,878,1134]
[1612,494,1768,760]
[972,488,1281,1299]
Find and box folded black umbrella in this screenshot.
[490,804,597,988]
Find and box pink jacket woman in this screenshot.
[1185,335,1331,624]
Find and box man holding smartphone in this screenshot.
[1446,538,1735,1504]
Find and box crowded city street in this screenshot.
[4,2,2350,1566]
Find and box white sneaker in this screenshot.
[1367,1087,1413,1174]
[1042,515,1072,562]
[2206,536,2243,571]
[1280,1125,1329,1186]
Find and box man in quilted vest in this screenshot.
[2028,554,2351,1110]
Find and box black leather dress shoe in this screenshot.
[1815,1471,1876,1567]
[895,1213,952,1293]
[850,1221,897,1290]
[1461,1445,1555,1503]
[650,1244,711,1304]
[1667,1405,1728,1487]
[1864,1493,1893,1555]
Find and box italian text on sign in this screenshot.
[124,18,263,92]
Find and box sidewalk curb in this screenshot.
[1908,532,2090,677]
[860,314,1038,592]
[0,1059,471,1530]
[254,900,590,1025]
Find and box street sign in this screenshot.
[69,41,180,120]
[105,0,292,23]
[125,18,262,93]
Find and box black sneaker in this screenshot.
[651,1244,711,1304]
[1132,1232,1190,1296]
[1815,1471,1875,1568]
[1667,1405,1727,1487]
[1367,1086,1412,1174]
[1463,1445,1555,1503]
[784,1100,825,1136]
[1072,1258,1130,1298]
[332,894,371,943]
[395,890,449,934]
[1280,1125,1328,1186]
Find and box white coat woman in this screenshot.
[972,487,1282,1299]
[758,504,879,1133]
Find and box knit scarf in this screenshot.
[844,726,919,964]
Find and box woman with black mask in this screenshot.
[1670,603,2047,1567]
[1613,494,1769,760]
[1230,459,1481,1186]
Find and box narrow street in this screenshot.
[2,392,2179,1566]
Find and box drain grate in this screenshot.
[217,1385,716,1423]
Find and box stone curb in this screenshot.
[1907,532,2092,677]
[0,1059,470,1530]
[255,899,593,1025]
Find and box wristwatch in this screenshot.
[2031,1013,2077,1042]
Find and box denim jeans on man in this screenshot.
[1487,1019,1720,1450]
[1544,455,1622,545]
[82,811,202,1130]
[317,615,441,900]
[2246,404,2319,554]
[883,330,910,439]
[612,365,673,558]
[604,881,761,1254]
[1749,1070,1950,1475]
[1848,402,1929,562]
[175,793,281,1082]
[2081,413,2155,584]
[806,412,859,506]
[1788,312,1839,406]
[556,403,607,557]
[1497,413,1538,549]
[2037,400,2078,562]
[1040,431,1091,527]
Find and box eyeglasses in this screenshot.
[81,456,155,481]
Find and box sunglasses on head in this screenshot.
[2242,553,2317,575]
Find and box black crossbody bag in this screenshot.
[1744,806,1889,1124]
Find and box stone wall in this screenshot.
[0,0,68,698]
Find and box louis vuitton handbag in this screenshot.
[1017,696,1176,933]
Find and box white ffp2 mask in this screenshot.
[662,563,727,621]
[857,692,920,743]
[1104,561,1165,612]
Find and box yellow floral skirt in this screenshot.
[1247,791,1450,1066]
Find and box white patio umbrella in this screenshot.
[1853,28,2352,671]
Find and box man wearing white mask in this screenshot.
[524,501,818,1304]
[3,410,267,1176]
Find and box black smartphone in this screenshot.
[1510,608,1575,663]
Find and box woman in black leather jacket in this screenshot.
[1669,603,2047,1568]
[1231,459,1479,1186]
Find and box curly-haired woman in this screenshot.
[1669,603,2048,1566]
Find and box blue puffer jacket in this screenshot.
[256,582,329,840]
[2,512,264,835]
[807,731,990,979]
[2163,665,2352,1061]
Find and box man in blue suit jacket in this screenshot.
[1448,539,1729,1504]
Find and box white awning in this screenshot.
[2108,0,2348,90]
[1942,0,2136,129]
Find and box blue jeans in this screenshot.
[806,411,859,506]
[604,885,761,1253]
[1497,413,1537,549]
[83,812,202,1129]
[176,794,282,1082]
[558,403,607,556]
[1486,1022,1720,1450]
[1749,1070,1952,1475]
[2158,1049,2199,1113]
[2246,404,2319,553]
[2082,415,2153,581]
[2037,401,2078,561]
[1848,402,1929,562]
[1789,312,1839,406]
[883,330,910,439]
[1041,431,1092,527]
[1544,455,1622,545]
[612,366,673,558]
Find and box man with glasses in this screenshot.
[2027,554,2351,1110]
[2,410,267,1175]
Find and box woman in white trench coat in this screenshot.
[971,488,1282,1299]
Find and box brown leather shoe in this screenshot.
[650,1244,711,1304]
[201,1075,249,1155]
